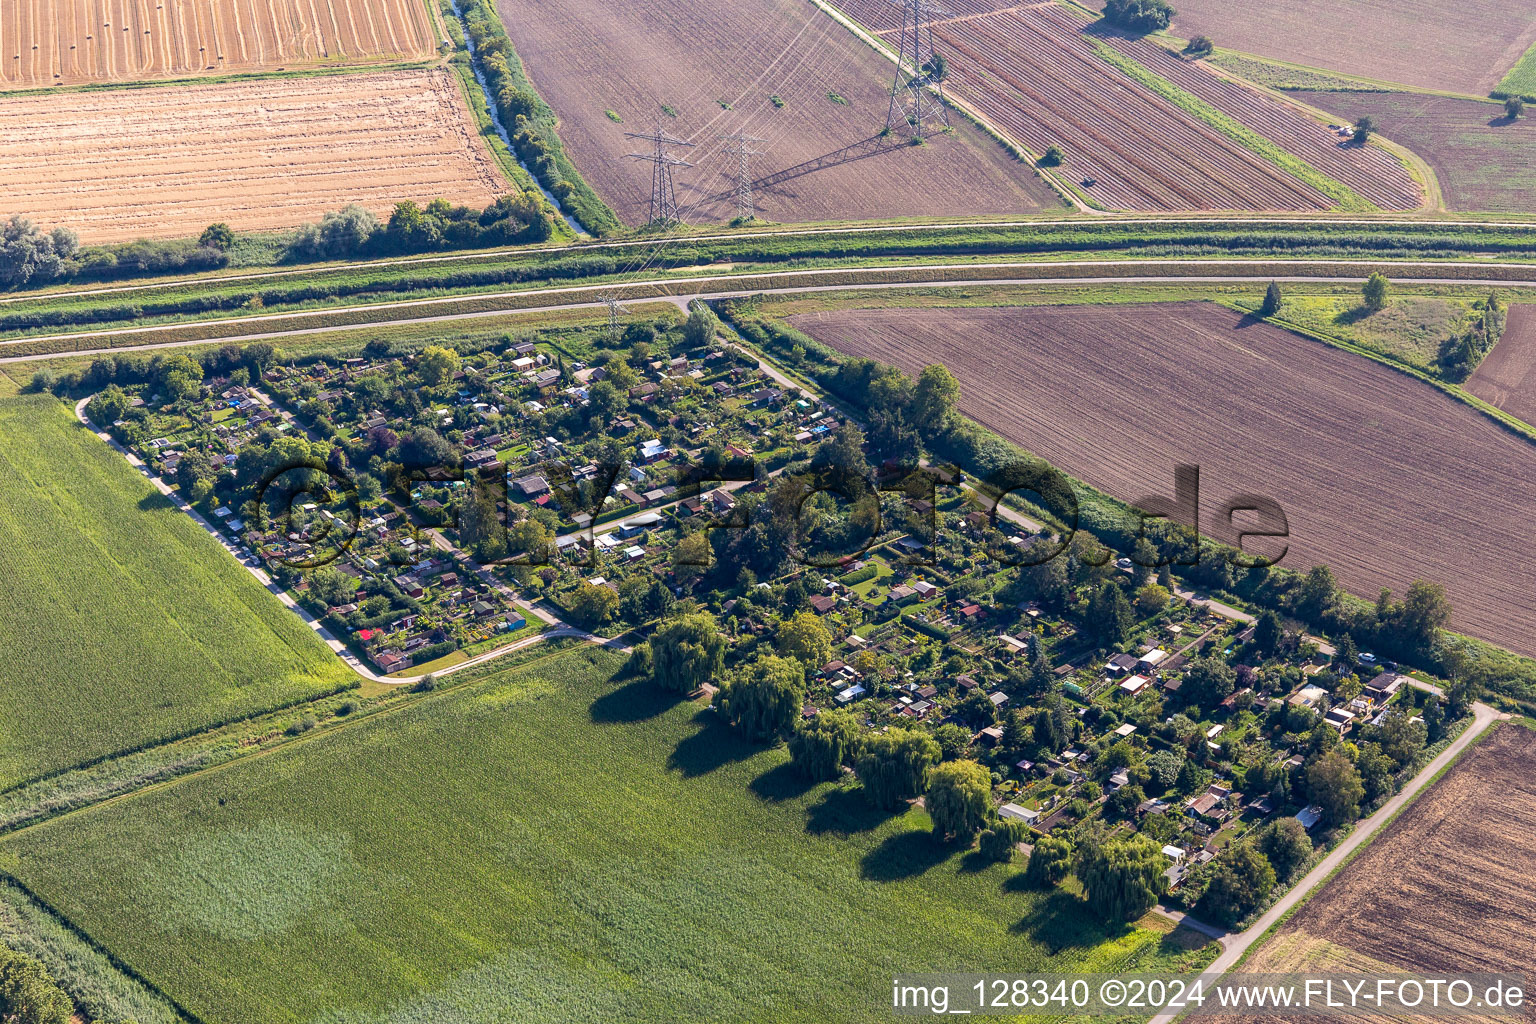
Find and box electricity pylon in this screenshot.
[717,130,767,221]
[597,291,625,344]
[626,118,695,225]
[885,0,952,141]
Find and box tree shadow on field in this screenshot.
[666,710,759,778]
[1334,305,1376,326]
[1010,887,1115,952]
[589,678,684,724]
[958,849,996,874]
[749,761,816,803]
[805,785,896,836]
[860,829,953,882]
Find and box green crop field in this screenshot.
[0,647,1214,1024]
[0,395,354,787]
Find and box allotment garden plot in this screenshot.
[1237,724,1536,1021]
[0,646,1214,1024]
[790,300,1536,657]
[0,0,438,90]
[0,67,504,243]
[497,0,1054,226]
[0,395,353,789]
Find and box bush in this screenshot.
[285,715,319,736]
[1183,35,1213,57]
[0,216,79,287]
[1102,0,1175,33]
[1038,145,1064,167]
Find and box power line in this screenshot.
[597,291,626,343]
[626,117,696,226]
[885,0,951,141]
[717,130,768,222]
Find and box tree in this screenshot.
[0,947,72,1024]
[155,353,203,403]
[1354,116,1377,143]
[978,819,1030,862]
[775,610,833,668]
[682,305,720,348]
[1180,656,1236,710]
[1039,145,1064,167]
[199,222,236,251]
[1197,842,1276,926]
[1136,582,1170,615]
[1032,695,1070,755]
[1089,581,1135,647]
[290,204,381,259]
[926,759,993,841]
[84,384,132,425]
[1505,96,1525,119]
[932,721,973,761]
[1260,280,1282,317]
[0,216,79,287]
[1256,817,1313,881]
[1362,272,1390,311]
[789,709,861,780]
[1306,748,1364,824]
[1024,835,1074,887]
[651,612,726,692]
[1078,834,1167,922]
[1106,783,1146,820]
[912,364,961,432]
[1101,0,1174,33]
[1371,706,1427,768]
[415,345,462,387]
[856,729,940,809]
[1252,609,1283,657]
[717,655,805,741]
[1390,579,1452,653]
[1145,749,1182,791]
[570,582,618,627]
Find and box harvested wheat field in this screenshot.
[1469,305,1536,425]
[1171,0,1536,95]
[832,0,1406,211]
[1290,91,1536,214]
[0,0,438,91]
[792,300,1536,655]
[1235,724,1536,1022]
[497,0,1056,226]
[0,67,504,243]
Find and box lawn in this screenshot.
[1271,294,1479,371]
[0,646,1215,1024]
[0,395,354,786]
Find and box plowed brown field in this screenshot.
[1170,0,1536,95]
[0,67,504,243]
[791,301,1536,656]
[496,0,1056,226]
[0,0,437,90]
[1238,724,1536,1021]
[1469,305,1536,425]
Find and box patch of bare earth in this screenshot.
[1169,0,1536,95]
[1233,724,1536,1024]
[792,301,1536,656]
[1469,305,1536,426]
[496,0,1055,226]
[0,67,505,243]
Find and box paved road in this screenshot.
[12,260,1536,363]
[1146,700,1504,1024]
[10,216,1536,308]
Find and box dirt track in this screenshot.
[0,67,505,242]
[496,0,1056,226]
[793,300,1536,656]
[0,0,437,90]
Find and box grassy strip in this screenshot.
[1089,40,1376,212]
[1234,302,1536,447]
[450,0,621,235]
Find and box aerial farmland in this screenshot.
[2,0,1536,1020]
[0,0,439,90]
